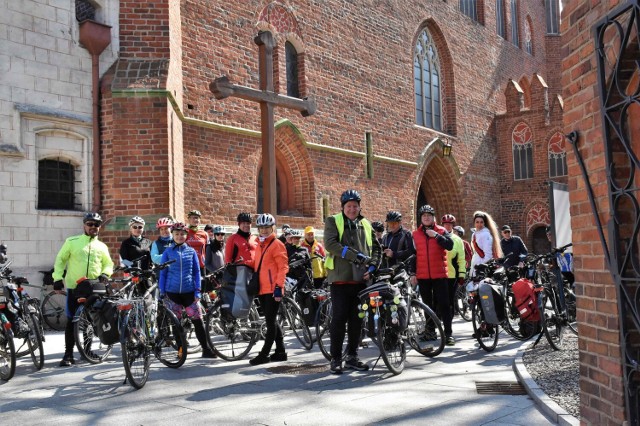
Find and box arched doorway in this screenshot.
[530,225,551,254]
[415,145,461,225]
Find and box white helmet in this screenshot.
[129,216,145,226]
[256,213,276,227]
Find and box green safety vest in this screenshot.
[325,213,373,270]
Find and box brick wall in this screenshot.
[562,1,627,424]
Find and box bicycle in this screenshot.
[37,269,68,332]
[118,260,186,390]
[276,292,313,350]
[0,310,15,381]
[0,252,45,371]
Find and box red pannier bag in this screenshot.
[512,278,541,322]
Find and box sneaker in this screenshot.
[201,347,217,358]
[249,353,270,366]
[446,336,455,346]
[330,358,343,375]
[59,354,75,367]
[270,351,287,362]
[344,356,369,371]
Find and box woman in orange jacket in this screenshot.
[249,213,289,366]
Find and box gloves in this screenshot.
[356,252,370,265]
[53,280,64,290]
[98,274,109,283]
[367,265,376,274]
[273,286,283,299]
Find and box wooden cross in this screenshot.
[210,31,316,215]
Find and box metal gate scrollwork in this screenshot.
[569,1,640,424]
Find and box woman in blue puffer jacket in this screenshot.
[159,222,216,358]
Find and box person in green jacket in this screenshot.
[324,189,381,374]
[441,214,466,326]
[52,212,114,367]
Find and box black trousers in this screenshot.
[64,288,80,356]
[258,293,285,356]
[329,283,366,361]
[418,278,453,337]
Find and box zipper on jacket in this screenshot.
[179,245,183,293]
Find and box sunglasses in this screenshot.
[131,225,144,230]
[215,233,225,236]
[85,222,101,228]
[502,230,511,234]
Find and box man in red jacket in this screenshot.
[411,205,455,345]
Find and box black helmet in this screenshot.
[83,212,103,224]
[386,211,402,222]
[237,212,252,223]
[371,221,385,232]
[204,224,214,232]
[453,225,465,237]
[340,189,361,206]
[418,205,435,216]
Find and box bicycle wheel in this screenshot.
[542,291,566,351]
[206,305,259,361]
[471,303,499,352]
[376,314,405,375]
[454,283,472,321]
[121,309,151,389]
[564,287,578,335]
[282,297,313,350]
[502,287,537,341]
[74,306,113,364]
[315,299,333,361]
[405,299,445,357]
[155,304,187,368]
[0,328,16,381]
[182,317,202,354]
[41,291,67,331]
[26,313,44,370]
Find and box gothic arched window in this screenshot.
[548,131,568,178]
[285,41,300,98]
[512,122,534,180]
[510,0,520,47]
[414,28,442,131]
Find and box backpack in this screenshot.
[478,279,505,325]
[512,278,540,322]
[87,298,120,345]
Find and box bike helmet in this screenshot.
[289,229,302,238]
[453,225,465,237]
[213,225,225,234]
[441,214,456,224]
[156,217,174,229]
[418,205,435,216]
[83,212,103,224]
[129,216,145,227]
[371,221,385,233]
[256,213,276,227]
[170,222,188,233]
[340,189,361,206]
[386,211,402,222]
[187,209,202,218]
[204,224,214,232]
[237,212,252,223]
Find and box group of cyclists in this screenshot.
[50,189,567,374]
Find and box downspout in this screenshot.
[79,20,111,212]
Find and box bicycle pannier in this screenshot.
[88,299,120,345]
[512,278,540,322]
[478,279,505,325]
[220,265,253,319]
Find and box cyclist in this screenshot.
[278,223,291,244]
[441,214,466,319]
[52,212,114,367]
[470,210,502,276]
[249,213,289,365]
[225,212,257,268]
[499,224,528,269]
[381,210,414,269]
[371,221,385,246]
[300,226,327,289]
[205,225,226,274]
[151,217,174,265]
[324,189,381,374]
[285,229,312,289]
[410,205,455,345]
[159,222,216,358]
[453,225,473,270]
[185,210,208,274]
[119,216,152,270]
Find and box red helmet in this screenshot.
[156,217,174,229]
[170,222,188,233]
[441,214,456,224]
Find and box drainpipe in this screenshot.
[79,20,111,212]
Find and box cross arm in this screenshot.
[210,76,316,117]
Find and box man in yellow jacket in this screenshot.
[441,214,466,328]
[300,226,327,288]
[52,212,114,366]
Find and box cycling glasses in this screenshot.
[131,225,144,230]
[214,233,225,236]
[85,222,101,227]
